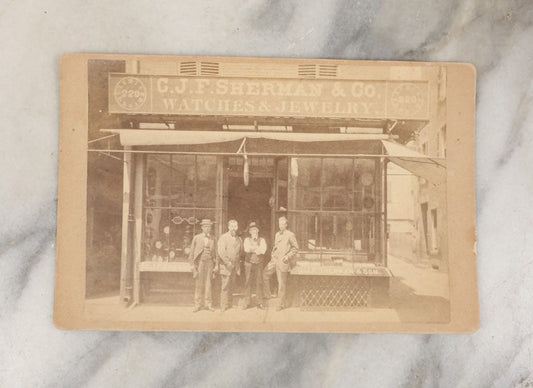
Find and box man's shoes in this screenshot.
[206,306,215,312]
[240,305,248,310]
[192,306,202,313]
[275,305,284,311]
[257,304,266,310]
[221,307,228,312]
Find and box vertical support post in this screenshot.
[383,158,388,267]
[120,146,132,304]
[132,154,144,305]
[215,156,224,237]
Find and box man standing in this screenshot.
[188,219,216,312]
[242,222,267,310]
[217,219,243,311]
[263,216,299,311]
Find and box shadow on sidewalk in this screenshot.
[389,275,450,323]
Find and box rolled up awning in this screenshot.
[101,129,446,184]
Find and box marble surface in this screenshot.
[1,0,533,386]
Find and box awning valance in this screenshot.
[101,129,446,184]
[102,129,390,146]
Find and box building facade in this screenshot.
[87,58,446,307]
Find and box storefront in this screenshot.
[92,63,445,308]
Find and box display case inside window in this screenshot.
[143,154,218,263]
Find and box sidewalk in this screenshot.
[387,254,450,323]
[84,255,450,325]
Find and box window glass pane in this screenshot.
[143,208,174,261]
[322,158,353,210]
[352,215,376,255]
[168,209,196,261]
[277,158,288,211]
[294,158,321,210]
[195,156,217,208]
[171,155,195,207]
[146,155,172,208]
[289,213,319,251]
[354,159,376,211]
[320,214,353,251]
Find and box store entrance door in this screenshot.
[226,157,275,242]
[227,176,273,240]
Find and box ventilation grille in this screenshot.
[297,64,338,78]
[178,61,220,76]
[200,62,219,75]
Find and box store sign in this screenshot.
[109,74,429,120]
[291,264,392,277]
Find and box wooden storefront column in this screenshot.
[120,146,133,304]
[383,158,388,267]
[132,154,144,305]
[216,157,225,236]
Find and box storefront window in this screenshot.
[294,158,321,210]
[322,158,353,210]
[144,155,218,262]
[288,157,381,259]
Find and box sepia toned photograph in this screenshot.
[55,55,477,332]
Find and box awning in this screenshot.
[382,140,446,185]
[101,129,446,184]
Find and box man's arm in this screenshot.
[217,235,231,267]
[286,232,299,260]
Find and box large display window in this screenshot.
[287,157,382,261]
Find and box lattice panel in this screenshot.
[298,276,371,307]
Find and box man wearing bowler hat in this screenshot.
[217,219,243,311]
[188,219,216,312]
[242,222,267,310]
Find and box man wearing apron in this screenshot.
[242,222,267,310]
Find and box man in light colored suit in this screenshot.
[188,219,216,312]
[263,216,299,311]
[217,219,243,311]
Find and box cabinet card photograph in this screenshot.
[55,54,478,332]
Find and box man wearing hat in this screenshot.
[242,222,267,310]
[188,219,216,312]
[217,219,243,311]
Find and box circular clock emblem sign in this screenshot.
[113,77,147,111]
[390,83,424,116]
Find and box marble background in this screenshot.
[1,0,532,386]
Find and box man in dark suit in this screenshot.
[188,219,216,312]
